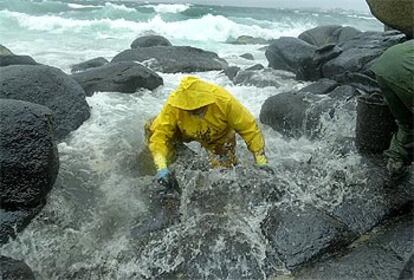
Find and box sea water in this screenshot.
[0,1,383,278]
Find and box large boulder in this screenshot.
[221,66,241,81]
[299,25,361,47]
[71,62,163,96]
[233,68,295,88]
[0,55,38,67]
[130,35,172,48]
[111,46,228,73]
[226,35,268,45]
[0,99,59,209]
[366,0,414,38]
[297,78,338,95]
[0,256,35,280]
[266,37,317,74]
[0,65,90,140]
[0,44,13,55]
[70,57,108,73]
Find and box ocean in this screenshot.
[0,1,383,279]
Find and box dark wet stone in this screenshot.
[233,68,287,88]
[226,35,268,45]
[0,204,44,244]
[294,212,414,280]
[70,57,108,73]
[327,85,357,99]
[314,44,343,65]
[246,64,265,71]
[0,256,35,280]
[266,37,317,74]
[0,99,59,209]
[298,78,338,95]
[262,204,355,270]
[333,71,380,93]
[299,25,361,47]
[131,35,172,48]
[0,44,13,55]
[240,53,254,60]
[0,65,90,140]
[111,46,228,73]
[0,55,38,67]
[399,254,414,280]
[221,66,240,81]
[71,61,163,96]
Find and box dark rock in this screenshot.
[0,65,90,140]
[327,85,357,99]
[266,37,317,74]
[0,256,35,280]
[314,44,343,65]
[0,204,44,244]
[259,91,335,138]
[246,64,264,71]
[233,68,290,88]
[333,71,380,93]
[221,66,240,81]
[299,25,361,47]
[0,55,38,67]
[71,61,163,96]
[226,35,268,45]
[322,31,406,78]
[0,44,13,55]
[366,0,414,38]
[112,46,228,73]
[130,35,172,48]
[262,204,355,270]
[0,99,59,209]
[240,53,254,60]
[70,57,108,73]
[298,79,338,95]
[294,212,414,280]
[399,254,413,280]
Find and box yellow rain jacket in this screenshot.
[148,76,267,170]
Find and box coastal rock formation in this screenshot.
[226,35,268,45]
[221,66,240,81]
[112,46,228,73]
[0,256,35,280]
[240,53,254,60]
[130,35,172,48]
[0,44,13,55]
[0,65,90,140]
[71,61,163,96]
[298,25,361,47]
[233,68,295,88]
[70,57,108,73]
[0,55,38,67]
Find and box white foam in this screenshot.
[104,2,136,13]
[144,3,191,14]
[67,3,101,9]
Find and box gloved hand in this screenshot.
[155,168,181,194]
[254,153,274,174]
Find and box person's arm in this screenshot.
[148,104,177,170]
[226,96,268,165]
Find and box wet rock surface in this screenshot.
[0,64,90,140]
[130,35,172,48]
[0,55,38,67]
[221,66,241,81]
[0,256,35,280]
[111,46,228,73]
[298,25,361,47]
[240,53,254,60]
[233,68,295,88]
[70,57,108,73]
[0,99,59,209]
[71,61,163,96]
[226,35,268,45]
[297,78,338,95]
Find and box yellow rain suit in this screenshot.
[147,76,268,170]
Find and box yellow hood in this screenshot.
[167,76,217,110]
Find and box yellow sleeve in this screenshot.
[148,104,177,170]
[226,96,267,163]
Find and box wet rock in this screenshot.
[70,57,108,73]
[0,55,38,67]
[221,66,240,81]
[399,254,413,280]
[327,85,357,100]
[297,78,338,95]
[246,64,264,71]
[333,71,380,93]
[366,0,414,38]
[259,91,335,138]
[0,99,59,209]
[226,35,268,45]
[131,35,172,48]
[322,31,406,78]
[0,256,35,280]
[299,25,361,47]
[0,65,90,140]
[266,37,317,74]
[240,53,254,60]
[111,46,228,73]
[262,204,355,270]
[233,68,291,88]
[0,44,13,55]
[71,61,163,96]
[0,204,44,244]
[294,212,414,280]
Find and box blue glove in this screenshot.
[156,168,181,194]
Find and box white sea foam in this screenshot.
[67,3,101,9]
[104,2,136,13]
[144,3,191,14]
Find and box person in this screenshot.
[370,39,414,177]
[145,76,269,190]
